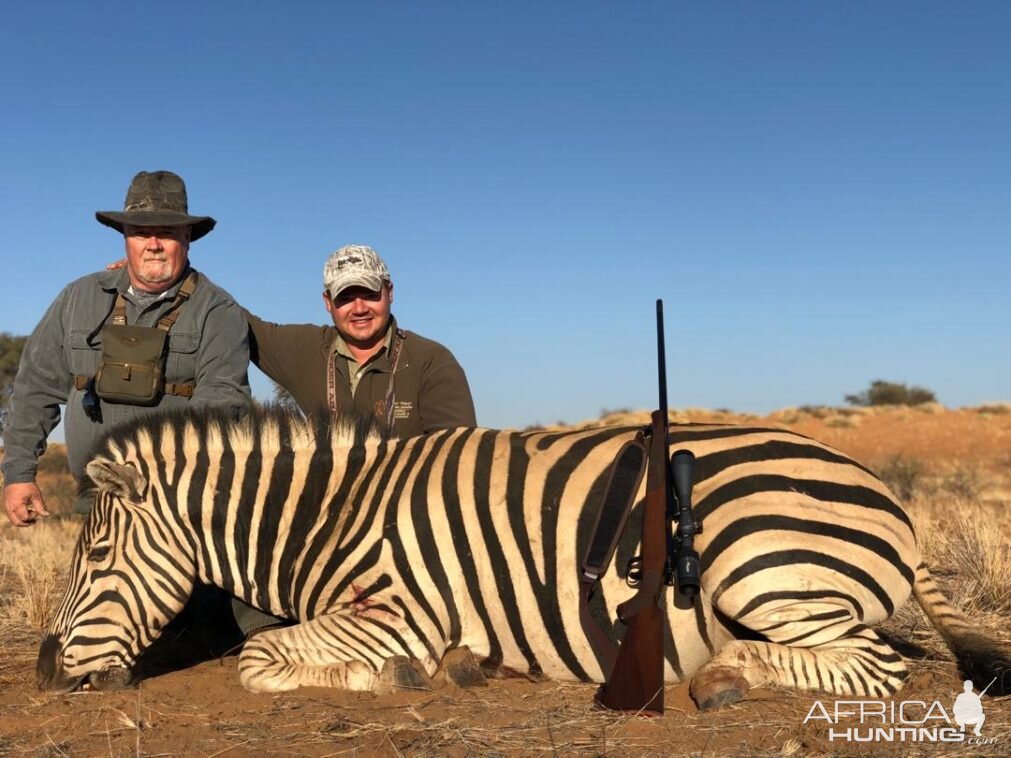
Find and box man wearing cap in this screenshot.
[247,244,475,435]
[3,170,252,527]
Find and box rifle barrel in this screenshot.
[656,300,668,427]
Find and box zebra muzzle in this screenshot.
[36,634,85,693]
[87,666,135,691]
[36,634,135,692]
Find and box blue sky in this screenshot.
[2,1,1008,430]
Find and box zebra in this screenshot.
[37,404,1010,707]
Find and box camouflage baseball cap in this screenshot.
[95,171,216,241]
[323,244,391,297]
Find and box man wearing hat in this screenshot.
[3,170,251,527]
[247,244,475,435]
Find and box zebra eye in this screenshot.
[88,545,111,562]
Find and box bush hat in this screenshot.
[323,244,391,297]
[95,171,216,241]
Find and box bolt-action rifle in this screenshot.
[581,300,701,715]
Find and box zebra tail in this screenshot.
[912,562,1011,696]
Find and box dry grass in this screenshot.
[0,519,78,631]
[928,509,1011,616]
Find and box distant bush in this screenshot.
[798,405,832,419]
[941,466,986,500]
[0,333,28,440]
[845,380,937,407]
[876,455,926,501]
[973,403,1010,415]
[598,407,632,419]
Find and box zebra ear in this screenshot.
[85,458,147,504]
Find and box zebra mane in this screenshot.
[81,402,387,494]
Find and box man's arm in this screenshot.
[2,291,71,525]
[419,347,477,431]
[245,310,320,394]
[191,300,253,414]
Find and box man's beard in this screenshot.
[138,259,173,284]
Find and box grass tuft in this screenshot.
[0,520,78,630]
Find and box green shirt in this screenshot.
[334,327,395,396]
[246,312,477,437]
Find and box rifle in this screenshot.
[585,299,700,714]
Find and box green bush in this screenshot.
[845,380,937,407]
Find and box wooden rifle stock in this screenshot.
[594,409,669,714]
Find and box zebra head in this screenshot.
[37,457,197,692]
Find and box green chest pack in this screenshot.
[90,272,199,406]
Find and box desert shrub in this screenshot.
[598,407,632,419]
[836,407,864,417]
[775,409,802,425]
[876,454,926,501]
[974,403,1011,415]
[845,380,937,407]
[798,405,831,419]
[825,416,855,428]
[0,333,28,440]
[941,466,986,500]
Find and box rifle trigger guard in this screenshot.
[625,556,643,587]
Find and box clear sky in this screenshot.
[2,1,1008,430]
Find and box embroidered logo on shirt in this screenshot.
[393,401,414,420]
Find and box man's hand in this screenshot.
[4,482,50,527]
[106,258,126,270]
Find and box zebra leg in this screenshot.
[236,611,441,693]
[690,624,907,709]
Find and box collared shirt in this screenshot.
[1,266,252,485]
[246,313,476,437]
[124,285,173,311]
[333,326,395,396]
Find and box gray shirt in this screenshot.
[2,267,251,484]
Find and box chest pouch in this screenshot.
[95,324,168,405]
[91,271,199,406]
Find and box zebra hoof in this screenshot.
[377,656,433,693]
[690,667,749,711]
[435,647,488,688]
